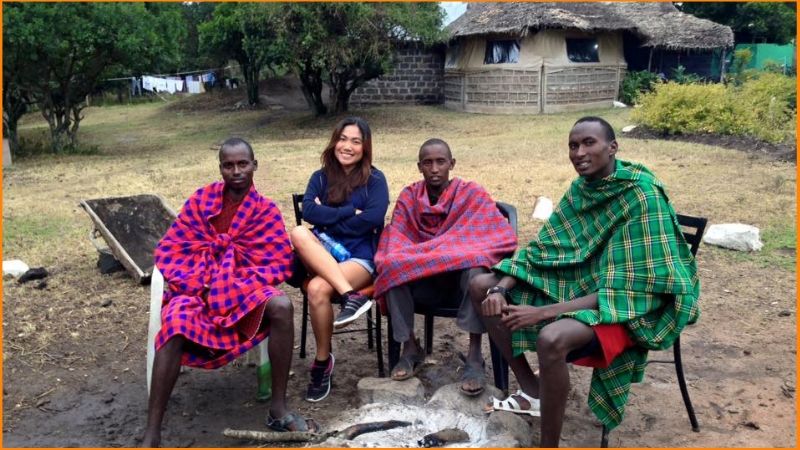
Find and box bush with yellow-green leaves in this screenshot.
[632,73,796,144]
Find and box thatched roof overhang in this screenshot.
[446,2,734,50]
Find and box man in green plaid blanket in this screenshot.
[470,116,699,447]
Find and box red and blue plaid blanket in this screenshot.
[374,178,517,305]
[154,181,293,369]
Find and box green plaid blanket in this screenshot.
[494,159,699,430]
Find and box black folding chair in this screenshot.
[290,193,385,377]
[385,201,517,391]
[600,213,707,447]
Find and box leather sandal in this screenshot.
[459,361,486,397]
[391,353,423,381]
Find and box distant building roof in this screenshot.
[447,2,734,50]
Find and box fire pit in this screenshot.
[316,381,533,448]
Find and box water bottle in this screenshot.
[313,229,351,262]
[256,361,272,402]
[255,337,271,402]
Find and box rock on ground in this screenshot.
[357,376,424,406]
[703,223,764,251]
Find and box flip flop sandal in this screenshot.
[459,361,486,397]
[266,411,321,433]
[391,353,423,381]
[486,390,541,417]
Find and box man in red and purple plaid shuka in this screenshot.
[143,138,317,447]
[373,138,517,395]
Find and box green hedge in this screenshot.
[632,74,796,143]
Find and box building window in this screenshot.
[446,43,460,68]
[566,38,599,63]
[484,39,520,64]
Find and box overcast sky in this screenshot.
[441,2,467,26]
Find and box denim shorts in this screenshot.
[347,257,376,276]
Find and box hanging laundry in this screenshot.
[186,80,203,94]
[142,76,155,92]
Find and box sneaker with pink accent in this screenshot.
[306,353,334,402]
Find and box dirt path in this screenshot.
[3,245,795,447]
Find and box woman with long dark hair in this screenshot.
[290,116,389,402]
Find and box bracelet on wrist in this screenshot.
[486,285,512,302]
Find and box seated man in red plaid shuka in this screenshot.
[373,139,517,395]
[143,138,317,447]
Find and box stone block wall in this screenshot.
[350,43,444,106]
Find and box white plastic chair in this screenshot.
[147,266,272,400]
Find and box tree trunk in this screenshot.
[2,87,28,156]
[40,94,79,154]
[3,117,21,157]
[297,65,327,116]
[332,84,350,114]
[330,72,365,115]
[241,60,260,106]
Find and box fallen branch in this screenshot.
[223,420,413,443]
[222,428,327,443]
[338,420,412,440]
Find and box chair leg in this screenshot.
[489,340,509,392]
[367,306,374,350]
[424,314,434,355]
[673,336,700,431]
[300,293,309,359]
[387,315,400,370]
[601,425,609,448]
[376,311,385,377]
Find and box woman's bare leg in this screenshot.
[290,226,354,295]
[306,261,372,361]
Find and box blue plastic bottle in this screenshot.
[313,229,351,262]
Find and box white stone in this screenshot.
[357,376,425,406]
[703,223,764,252]
[426,382,503,417]
[613,100,628,108]
[622,125,638,133]
[532,196,554,220]
[486,411,535,447]
[3,259,29,278]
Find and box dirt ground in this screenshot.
[2,246,796,447]
[3,78,796,447]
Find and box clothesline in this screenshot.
[104,66,232,82]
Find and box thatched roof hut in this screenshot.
[447,2,734,50]
[443,2,733,114]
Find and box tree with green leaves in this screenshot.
[3,3,185,154]
[280,3,444,115]
[679,2,796,45]
[180,2,219,72]
[199,3,285,106]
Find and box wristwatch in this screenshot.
[486,285,511,302]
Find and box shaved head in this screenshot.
[219,137,254,161]
[418,138,452,160]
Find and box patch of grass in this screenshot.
[6,101,795,278]
[3,215,79,264]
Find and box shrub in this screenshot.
[619,70,660,105]
[762,59,786,74]
[670,65,702,85]
[632,74,796,143]
[729,48,758,85]
[737,72,796,110]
